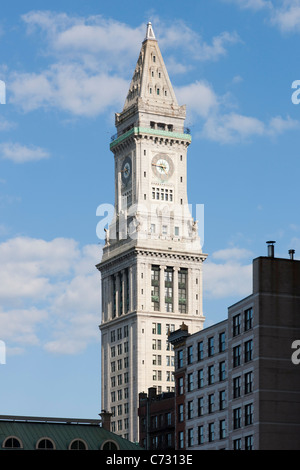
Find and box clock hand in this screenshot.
[152,163,166,171]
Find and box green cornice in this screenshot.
[110,126,191,149]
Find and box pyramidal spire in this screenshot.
[122,22,179,112]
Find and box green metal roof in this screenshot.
[0,416,141,450]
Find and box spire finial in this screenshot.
[145,22,156,40]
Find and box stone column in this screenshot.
[115,273,120,317]
[121,269,126,316]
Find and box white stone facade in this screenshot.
[97,23,207,443]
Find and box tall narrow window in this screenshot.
[244,308,253,331]
[165,267,173,312]
[233,314,241,336]
[151,265,160,311]
[178,268,187,313]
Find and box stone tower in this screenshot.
[96,22,207,443]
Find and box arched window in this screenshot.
[2,436,22,449]
[69,439,88,450]
[101,440,119,450]
[36,437,56,450]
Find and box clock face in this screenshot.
[151,154,173,181]
[121,156,132,184]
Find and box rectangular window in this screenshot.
[188,373,193,392]
[198,426,204,445]
[245,371,253,394]
[208,394,214,413]
[188,400,193,419]
[233,407,242,429]
[219,390,226,410]
[198,369,204,388]
[152,323,161,334]
[233,314,241,336]
[244,307,253,331]
[198,397,204,416]
[219,361,226,381]
[233,345,241,367]
[178,404,184,422]
[208,365,214,385]
[178,350,183,368]
[198,341,204,361]
[220,419,226,440]
[208,423,214,442]
[175,226,179,236]
[188,428,194,447]
[178,376,184,395]
[233,438,241,450]
[208,337,214,356]
[219,332,226,352]
[245,435,253,450]
[187,345,193,364]
[245,403,253,426]
[245,340,253,363]
[178,431,184,449]
[233,376,241,399]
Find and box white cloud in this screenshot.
[221,0,300,34]
[201,112,300,143]
[203,247,252,298]
[157,19,240,61]
[0,237,102,355]
[270,0,300,33]
[212,247,253,261]
[10,65,128,116]
[175,81,219,119]
[8,12,241,116]
[0,116,15,131]
[0,142,49,163]
[0,307,48,347]
[221,0,272,10]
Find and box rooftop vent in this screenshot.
[289,249,295,260]
[266,241,276,258]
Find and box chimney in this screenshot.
[289,249,295,260]
[99,410,112,431]
[148,387,157,400]
[266,241,276,258]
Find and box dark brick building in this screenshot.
[138,387,175,450]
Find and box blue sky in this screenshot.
[0,0,300,420]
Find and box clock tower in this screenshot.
[97,23,207,443]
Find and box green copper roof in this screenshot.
[0,417,141,450]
